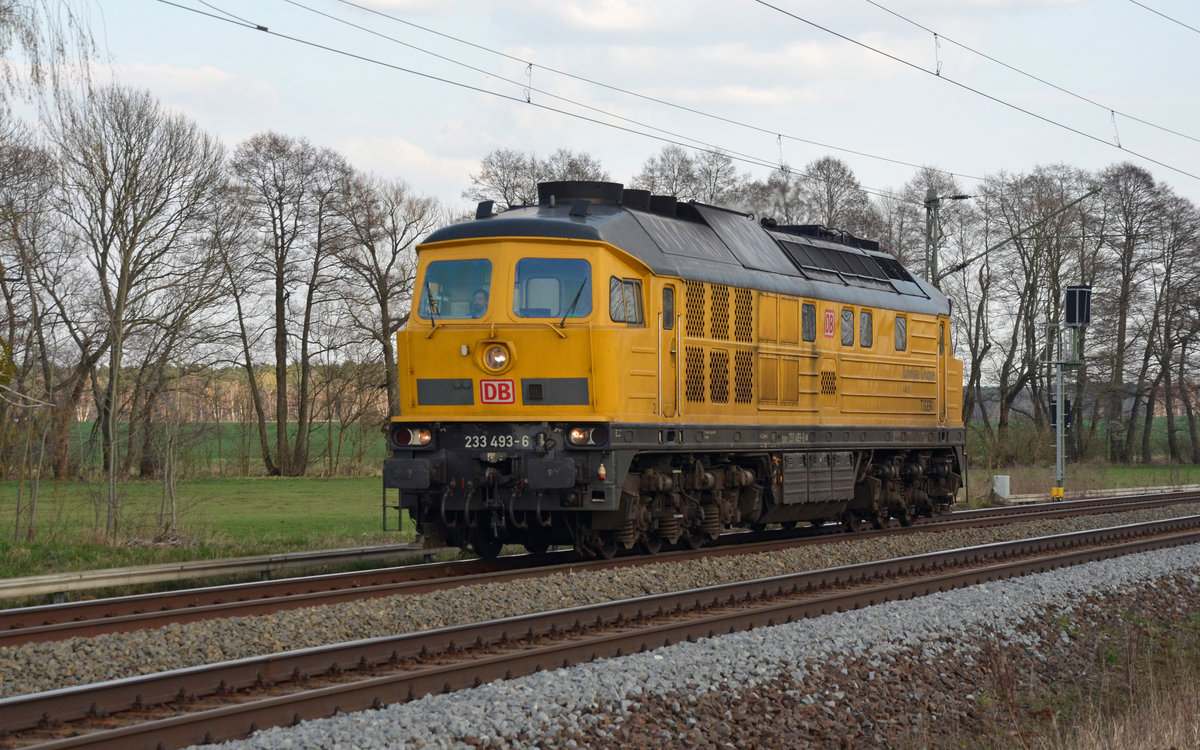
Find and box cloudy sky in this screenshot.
[83,0,1200,213]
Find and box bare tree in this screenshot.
[631,144,696,199]
[737,164,804,224]
[464,148,609,211]
[229,132,352,476]
[51,85,226,538]
[689,149,745,205]
[462,147,536,211]
[0,119,58,535]
[0,0,95,108]
[335,172,440,416]
[796,156,874,235]
[1095,163,1162,463]
[538,148,609,183]
[1133,190,1200,462]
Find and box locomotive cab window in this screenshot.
[894,315,907,351]
[841,308,854,346]
[419,259,492,319]
[513,258,592,318]
[610,277,645,325]
[860,310,873,348]
[802,302,816,342]
[662,287,675,330]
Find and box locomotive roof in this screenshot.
[423,181,950,316]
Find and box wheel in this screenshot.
[781,520,799,530]
[638,534,664,555]
[842,514,871,533]
[524,537,550,555]
[597,536,620,559]
[471,529,504,560]
[680,530,704,550]
[523,526,553,555]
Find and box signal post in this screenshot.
[1047,286,1091,498]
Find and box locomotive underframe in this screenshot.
[385,421,965,558]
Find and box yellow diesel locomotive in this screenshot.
[384,181,964,558]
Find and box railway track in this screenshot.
[3,490,1197,649]
[3,513,1200,749]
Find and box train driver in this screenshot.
[470,288,489,317]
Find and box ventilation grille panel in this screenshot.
[709,349,729,403]
[685,346,705,403]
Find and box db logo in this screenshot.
[824,309,836,338]
[480,379,515,404]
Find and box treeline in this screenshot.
[0,84,450,539]
[38,363,389,478]
[5,87,1200,509]
[466,146,1200,468]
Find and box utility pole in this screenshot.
[923,189,970,288]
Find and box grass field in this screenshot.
[964,462,1200,504]
[0,476,414,578]
[3,461,1200,579]
[38,420,388,477]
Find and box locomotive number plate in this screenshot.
[464,433,532,449]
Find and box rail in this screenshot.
[0,543,459,601]
[5,516,1199,749]
[6,486,1200,602]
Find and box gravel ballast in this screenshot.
[3,504,1199,699]
[205,541,1200,749]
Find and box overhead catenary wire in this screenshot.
[318,0,981,182]
[752,0,1200,184]
[864,0,1200,147]
[1127,0,1200,37]
[283,0,879,195]
[154,0,929,205]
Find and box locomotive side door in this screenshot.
[659,283,679,418]
[937,320,948,422]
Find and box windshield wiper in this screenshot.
[560,279,588,328]
[424,281,438,329]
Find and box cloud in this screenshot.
[336,134,479,206]
[110,62,278,109]
[536,0,667,32]
[99,62,280,145]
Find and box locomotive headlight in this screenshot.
[483,344,509,371]
[567,425,608,447]
[392,425,433,448]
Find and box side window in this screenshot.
[663,287,674,330]
[801,302,816,342]
[939,322,946,355]
[860,310,873,348]
[610,277,645,325]
[894,315,907,351]
[841,308,854,346]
